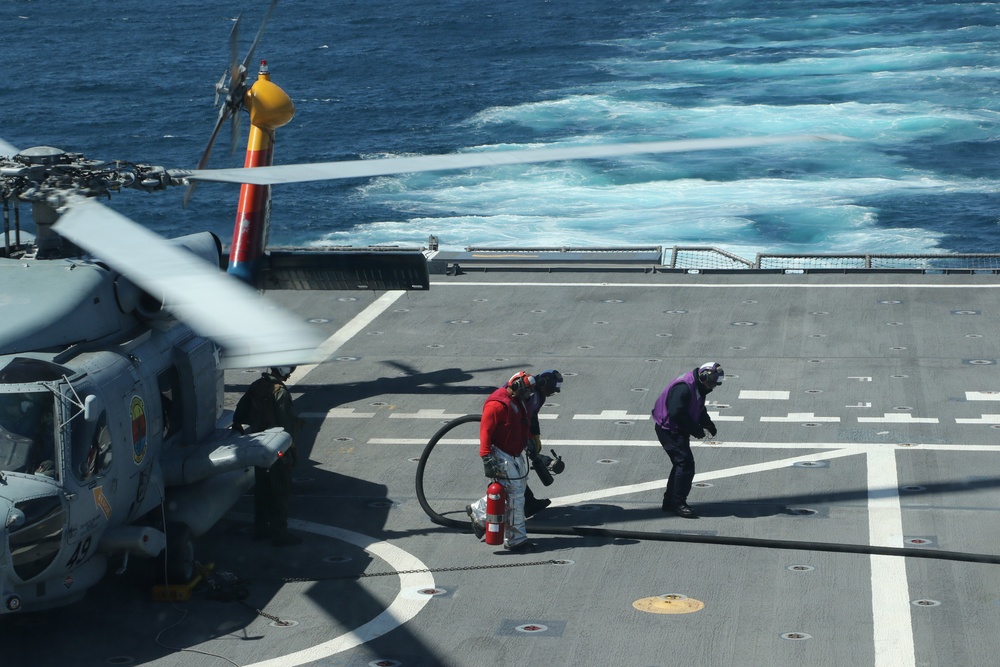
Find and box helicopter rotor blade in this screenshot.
[242,0,277,73]
[52,196,322,368]
[180,134,854,186]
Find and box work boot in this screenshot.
[252,526,271,541]
[662,503,697,519]
[524,497,551,518]
[504,541,537,553]
[465,504,485,541]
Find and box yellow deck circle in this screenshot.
[633,594,705,614]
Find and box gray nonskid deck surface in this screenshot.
[5,270,1000,666]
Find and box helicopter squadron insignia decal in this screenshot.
[130,396,147,464]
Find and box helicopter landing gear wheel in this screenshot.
[162,522,195,584]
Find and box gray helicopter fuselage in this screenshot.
[0,270,293,613]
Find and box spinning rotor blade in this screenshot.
[185,0,276,207]
[181,134,853,186]
[53,197,322,368]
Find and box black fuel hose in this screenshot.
[415,415,1000,565]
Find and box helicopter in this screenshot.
[0,2,848,615]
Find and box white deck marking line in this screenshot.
[549,448,861,506]
[300,409,376,419]
[288,290,405,383]
[432,281,1000,289]
[966,392,1000,401]
[761,412,841,423]
[233,514,434,667]
[740,390,790,400]
[368,438,1000,452]
[867,448,915,667]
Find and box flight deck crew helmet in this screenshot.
[536,370,563,395]
[270,366,295,381]
[507,371,536,397]
[697,362,724,389]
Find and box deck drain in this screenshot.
[731,321,756,326]
[802,423,821,427]
[805,389,823,394]
[893,406,912,411]
[742,299,758,304]
[532,309,547,313]
[515,623,549,634]
[368,500,394,509]
[891,374,909,378]
[793,461,828,468]
[890,346,907,350]
[787,565,815,572]
[664,309,687,314]
[911,599,941,607]
[656,333,673,337]
[788,508,818,516]
[335,436,353,442]
[906,537,935,546]
[574,505,599,512]
[780,632,812,640]
[427,343,444,348]
[578,344,593,349]
[614,420,633,425]
[631,387,649,392]
[271,619,299,628]
[448,319,471,324]
[952,310,980,315]
[597,459,619,465]
[393,308,410,312]
[337,297,358,302]
[307,318,330,324]
[514,332,530,337]
[604,299,624,304]
[808,359,825,364]
[366,331,384,336]
[879,300,902,305]
[809,334,827,338]
[633,594,704,615]
[368,660,401,667]
[335,356,358,362]
[886,322,903,326]
[552,559,574,566]
[644,358,662,363]
[371,401,387,406]
[594,320,608,325]
[900,485,926,492]
[966,359,996,365]
[692,482,713,488]
[323,555,352,564]
[810,311,829,315]
[730,345,746,350]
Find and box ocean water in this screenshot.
[2,0,999,257]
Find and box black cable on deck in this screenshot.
[415,415,1000,565]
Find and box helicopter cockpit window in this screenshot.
[0,391,57,479]
[72,410,112,483]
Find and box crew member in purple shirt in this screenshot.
[651,362,724,518]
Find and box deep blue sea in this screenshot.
[3,0,1000,256]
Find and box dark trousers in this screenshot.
[254,458,291,536]
[655,425,695,506]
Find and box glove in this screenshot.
[692,426,706,439]
[706,423,717,437]
[482,455,501,479]
[231,423,246,435]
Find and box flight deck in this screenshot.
[5,252,1000,667]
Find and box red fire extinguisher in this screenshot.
[484,481,506,546]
